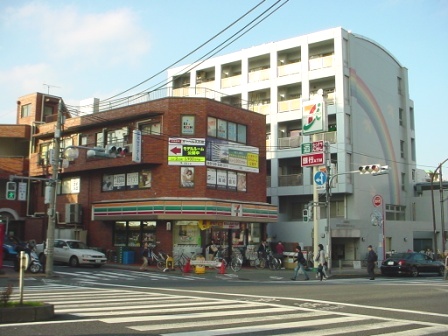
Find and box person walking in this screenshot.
[291,245,309,281]
[140,242,150,271]
[367,244,378,280]
[275,241,286,269]
[315,243,328,281]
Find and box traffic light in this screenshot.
[359,164,389,175]
[6,181,16,200]
[86,145,128,158]
[359,164,381,174]
[302,209,309,222]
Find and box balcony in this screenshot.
[221,74,242,88]
[313,131,337,144]
[277,62,301,77]
[277,135,301,149]
[250,101,271,115]
[278,174,303,186]
[309,54,334,71]
[278,98,301,113]
[248,68,270,83]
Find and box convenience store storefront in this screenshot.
[92,199,278,262]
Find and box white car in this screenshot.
[36,239,107,267]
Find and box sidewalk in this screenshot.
[0,261,373,281]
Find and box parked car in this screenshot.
[35,239,107,267]
[2,236,27,260]
[380,252,445,277]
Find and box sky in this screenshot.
[1,0,447,173]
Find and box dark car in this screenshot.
[2,236,27,260]
[380,252,444,277]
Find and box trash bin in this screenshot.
[122,251,135,265]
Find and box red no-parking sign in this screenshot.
[373,195,383,207]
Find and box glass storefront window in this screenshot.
[114,221,127,246]
[113,220,157,247]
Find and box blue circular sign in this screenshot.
[314,172,327,185]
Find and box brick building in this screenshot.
[4,92,277,261]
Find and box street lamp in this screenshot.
[325,165,389,272]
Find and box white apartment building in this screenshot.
[167,27,442,263]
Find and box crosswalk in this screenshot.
[54,269,208,282]
[4,285,448,335]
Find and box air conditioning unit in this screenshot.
[65,203,82,224]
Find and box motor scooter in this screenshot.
[14,241,43,274]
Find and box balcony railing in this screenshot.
[312,131,337,144]
[221,74,242,88]
[278,98,301,113]
[278,174,303,186]
[248,68,270,83]
[309,54,334,71]
[277,62,301,77]
[249,102,271,115]
[277,135,301,149]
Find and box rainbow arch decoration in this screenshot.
[350,68,400,205]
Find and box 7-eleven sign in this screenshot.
[302,99,326,135]
[231,204,243,217]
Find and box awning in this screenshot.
[92,199,278,223]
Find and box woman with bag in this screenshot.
[315,243,328,281]
[291,245,309,281]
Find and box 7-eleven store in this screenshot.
[92,198,278,264]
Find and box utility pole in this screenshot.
[45,99,62,277]
[325,141,331,272]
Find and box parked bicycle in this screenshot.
[213,246,228,270]
[173,250,200,272]
[254,249,281,270]
[148,244,168,270]
[230,249,243,272]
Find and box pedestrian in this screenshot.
[140,242,149,271]
[367,244,378,280]
[291,245,309,281]
[257,240,268,259]
[275,241,285,269]
[314,243,328,281]
[206,240,218,261]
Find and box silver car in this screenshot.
[38,239,107,267]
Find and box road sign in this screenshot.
[314,171,327,185]
[301,140,324,154]
[301,152,324,167]
[373,195,383,207]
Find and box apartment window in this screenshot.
[140,121,161,135]
[39,143,51,165]
[95,132,104,147]
[59,176,80,194]
[207,116,247,144]
[386,204,406,221]
[397,76,402,95]
[400,140,405,159]
[21,104,31,118]
[399,108,403,126]
[409,107,415,130]
[401,172,406,191]
[79,134,88,146]
[107,127,128,146]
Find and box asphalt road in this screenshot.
[0,264,447,335]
